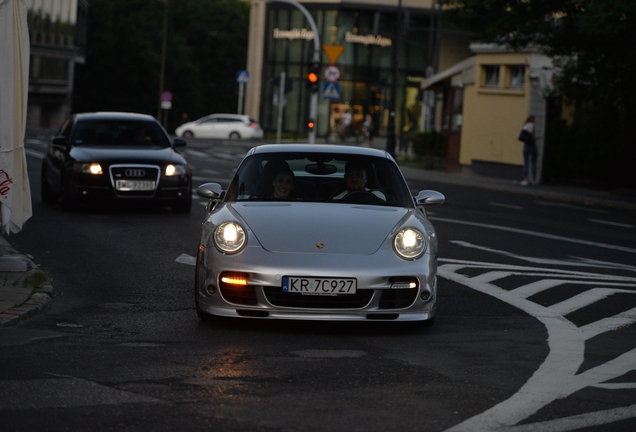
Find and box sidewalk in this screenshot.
[0,236,53,326]
[1,138,634,326]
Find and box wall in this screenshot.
[460,52,530,168]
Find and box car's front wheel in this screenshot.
[171,193,192,213]
[59,177,78,211]
[40,163,58,204]
[229,132,241,139]
[195,255,216,322]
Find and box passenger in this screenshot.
[271,169,295,199]
[332,161,386,200]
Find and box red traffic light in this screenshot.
[308,119,315,130]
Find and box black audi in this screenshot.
[41,112,193,212]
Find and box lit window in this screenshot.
[483,65,499,87]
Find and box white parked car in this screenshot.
[175,114,264,140]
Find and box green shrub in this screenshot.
[408,131,447,158]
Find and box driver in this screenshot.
[332,161,386,201]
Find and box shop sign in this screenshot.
[273,28,314,41]
[344,32,392,47]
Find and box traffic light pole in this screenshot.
[272,0,321,144]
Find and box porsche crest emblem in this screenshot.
[316,243,324,249]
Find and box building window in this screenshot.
[508,65,525,88]
[483,65,499,87]
[39,58,68,80]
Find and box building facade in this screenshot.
[245,0,472,141]
[26,0,88,130]
[422,43,561,181]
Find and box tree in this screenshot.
[438,0,636,187]
[73,0,250,133]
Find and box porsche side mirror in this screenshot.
[196,183,224,199]
[415,190,445,206]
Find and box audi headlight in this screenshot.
[213,222,246,254]
[74,163,103,175]
[394,228,427,260]
[165,164,186,176]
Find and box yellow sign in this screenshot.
[322,44,345,65]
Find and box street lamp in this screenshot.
[386,0,402,158]
[272,0,320,144]
[157,0,169,122]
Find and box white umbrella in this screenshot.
[0,0,32,235]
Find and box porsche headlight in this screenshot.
[165,164,186,176]
[394,228,427,260]
[213,222,246,254]
[75,163,103,175]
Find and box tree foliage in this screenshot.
[73,0,250,132]
[438,0,636,187]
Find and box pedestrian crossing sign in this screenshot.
[236,70,250,84]
[322,82,340,100]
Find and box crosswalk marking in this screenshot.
[440,249,636,432]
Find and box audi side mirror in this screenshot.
[52,136,69,146]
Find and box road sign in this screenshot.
[160,91,172,102]
[237,70,250,84]
[322,44,345,65]
[322,82,340,100]
[161,101,172,110]
[323,65,341,82]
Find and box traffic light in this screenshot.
[306,61,320,93]
[307,118,315,131]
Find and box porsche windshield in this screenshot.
[225,153,414,208]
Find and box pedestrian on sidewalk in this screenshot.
[339,108,352,143]
[518,115,537,186]
[362,114,374,147]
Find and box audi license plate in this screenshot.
[116,180,155,191]
[282,276,357,295]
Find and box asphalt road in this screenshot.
[1,136,634,432]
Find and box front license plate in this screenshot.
[116,180,156,191]
[282,277,357,295]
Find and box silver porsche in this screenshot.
[194,144,444,324]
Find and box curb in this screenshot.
[0,237,54,327]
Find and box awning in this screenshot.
[0,0,33,235]
[421,56,476,91]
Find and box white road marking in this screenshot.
[25,149,44,159]
[535,200,609,214]
[506,404,636,432]
[433,217,636,254]
[175,253,196,266]
[488,201,523,210]
[185,149,209,158]
[588,218,634,228]
[449,240,636,272]
[440,252,636,432]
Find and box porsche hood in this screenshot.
[230,202,411,255]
